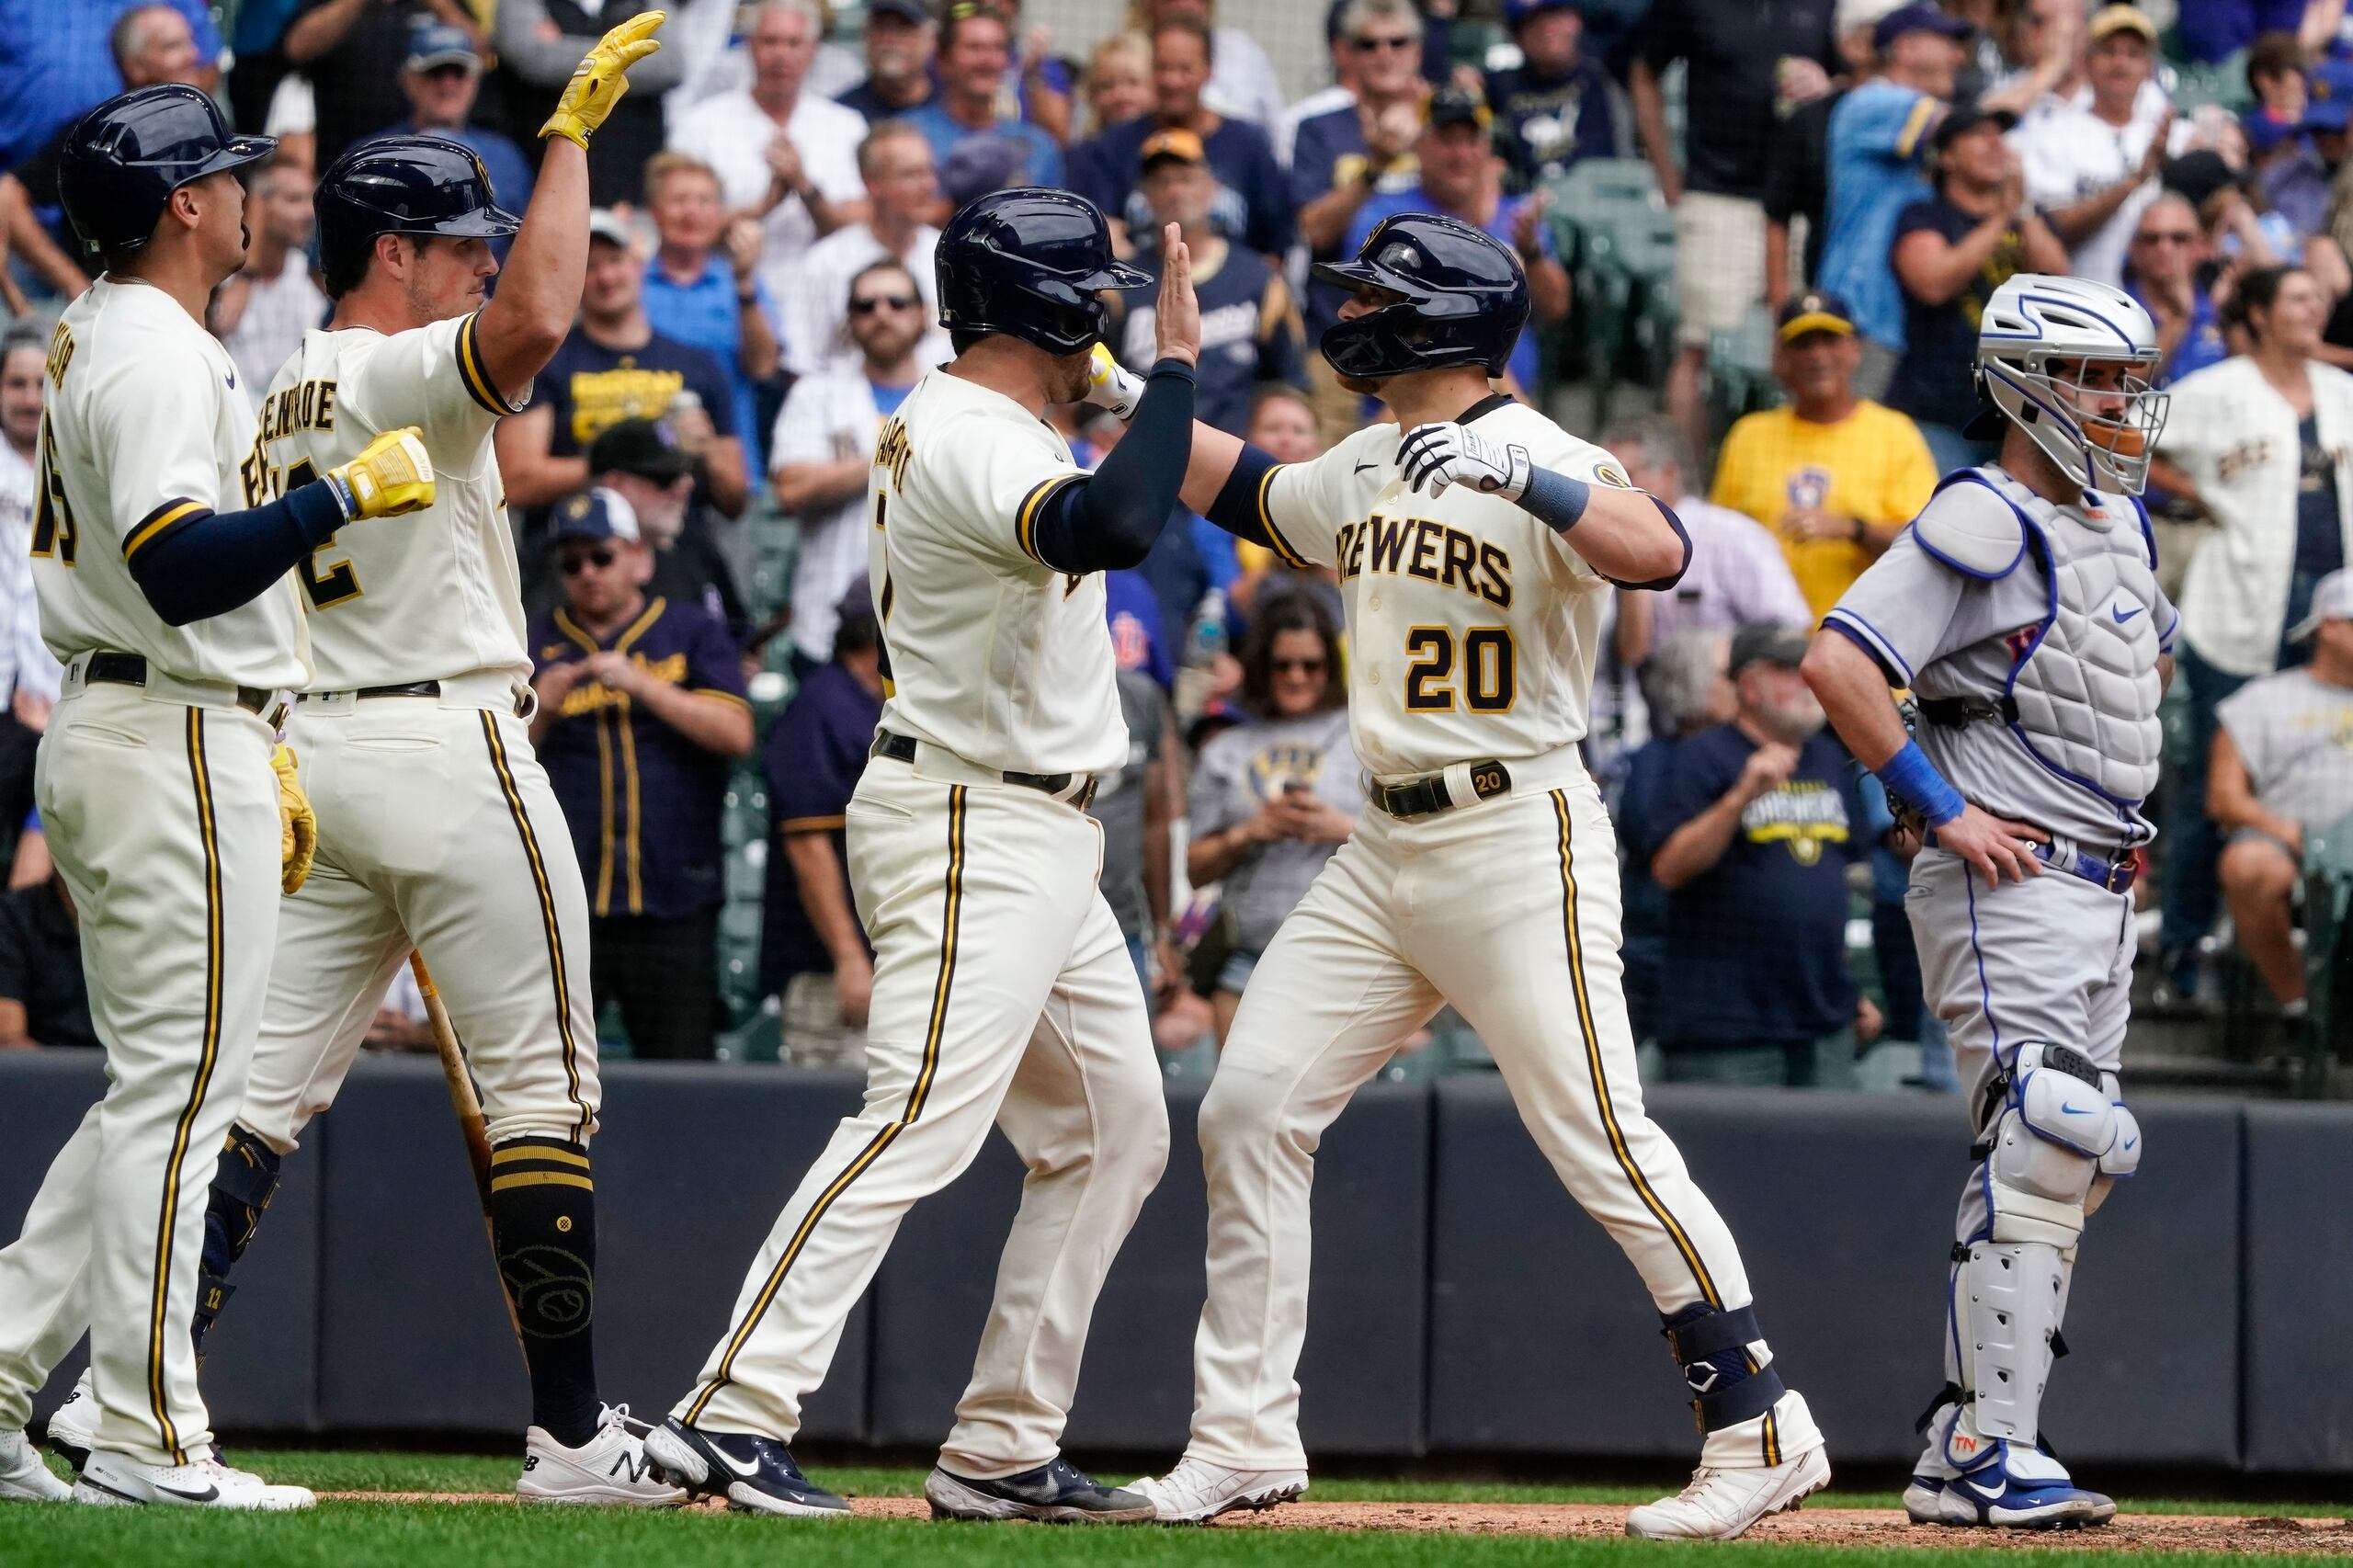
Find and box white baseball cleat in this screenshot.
[1128,1456,1309,1522]
[1624,1445,1831,1540]
[517,1404,688,1506]
[0,1429,72,1503]
[74,1451,314,1509]
[43,1370,97,1470]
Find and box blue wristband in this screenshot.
[1877,739,1965,828]
[1520,466,1591,533]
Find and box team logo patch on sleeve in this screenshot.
[1592,464,1637,489]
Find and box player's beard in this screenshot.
[1051,347,1095,403]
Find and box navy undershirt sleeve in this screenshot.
[129,481,349,627]
[1607,495,1694,592]
[1199,440,1279,551]
[1028,358,1198,575]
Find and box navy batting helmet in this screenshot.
[58,84,275,258]
[1313,212,1530,381]
[316,135,521,295]
[934,187,1151,356]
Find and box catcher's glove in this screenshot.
[271,744,316,895]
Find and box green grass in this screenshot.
[4,1451,2342,1568]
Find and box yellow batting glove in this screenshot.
[271,744,316,896]
[327,426,435,519]
[540,11,666,149]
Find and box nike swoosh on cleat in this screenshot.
[714,1445,764,1479]
[1966,1480,2005,1501]
[157,1483,222,1503]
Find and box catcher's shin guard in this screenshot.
[193,1124,284,1356]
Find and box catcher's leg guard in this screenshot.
[192,1124,284,1356]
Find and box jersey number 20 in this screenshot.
[1404,626,1515,712]
[283,458,361,608]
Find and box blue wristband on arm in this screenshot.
[1519,466,1590,532]
[1876,739,1966,828]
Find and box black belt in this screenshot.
[298,680,530,717]
[1370,759,1512,819]
[870,729,1098,810]
[1919,695,2020,728]
[85,651,274,717]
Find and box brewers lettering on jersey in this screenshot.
[24,17,688,1511]
[1127,212,1832,1536]
[1806,274,2173,1530]
[0,84,442,1513]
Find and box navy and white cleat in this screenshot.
[926,1456,1158,1523]
[1922,1443,2114,1529]
[639,1417,848,1518]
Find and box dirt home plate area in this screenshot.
[321,1491,2353,1552]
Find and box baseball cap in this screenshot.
[1872,2,1971,52]
[1425,85,1492,131]
[2161,149,2251,211]
[1139,126,1207,173]
[867,0,930,21]
[588,417,694,482]
[552,486,641,544]
[586,207,632,248]
[2290,570,2353,641]
[2086,4,2157,43]
[941,133,1025,208]
[1932,99,2019,152]
[1729,624,1812,676]
[404,18,481,73]
[1503,0,1583,27]
[1777,289,1856,342]
[2245,107,2303,153]
[1835,0,1907,37]
[2307,60,2353,131]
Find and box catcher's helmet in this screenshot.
[58,84,275,258]
[317,135,521,292]
[1313,211,1529,381]
[934,187,1151,356]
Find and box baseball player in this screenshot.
[1803,275,2172,1528]
[40,19,683,1508]
[642,190,1201,1524]
[0,85,430,1511]
[1106,214,1827,1537]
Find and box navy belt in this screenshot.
[870,728,1098,810]
[85,651,276,718]
[2033,840,2137,893]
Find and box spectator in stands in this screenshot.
[641,152,780,479]
[1711,290,1938,620]
[2012,5,2189,291]
[2245,31,2312,170]
[2268,58,2353,242]
[1602,421,1809,653]
[1292,0,1432,438]
[492,0,678,207]
[589,418,753,640]
[994,0,1076,145]
[1616,628,1736,1042]
[1766,0,1898,312]
[1071,16,1290,256]
[2152,265,2353,994]
[288,0,453,170]
[772,259,928,670]
[2180,0,2338,67]
[835,0,937,123]
[1187,592,1361,1044]
[1110,131,1301,436]
[1632,0,1841,460]
[1227,387,1341,621]
[0,869,94,1050]
[498,210,750,558]
[1342,87,1571,399]
[2126,191,2231,386]
[1127,0,1287,131]
[0,0,219,174]
[1817,4,1969,393]
[0,332,45,868]
[1083,32,1154,138]
[362,21,535,216]
[779,121,950,379]
[905,5,1064,193]
[529,489,753,1061]
[1484,0,1617,191]
[2213,570,2353,1009]
[1647,624,1863,1086]
[1884,102,2069,472]
[761,579,885,1069]
[670,0,870,296]
[209,159,327,407]
[1093,666,1183,997]
[227,0,306,135]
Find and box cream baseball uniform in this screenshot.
[1186,396,1821,1472]
[676,368,1169,1478]
[238,310,600,1153]
[0,278,294,1466]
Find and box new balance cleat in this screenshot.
[0,1430,70,1503]
[42,1370,96,1471]
[1624,1445,1831,1540]
[74,1451,313,1510]
[640,1416,847,1517]
[518,1404,686,1506]
[926,1456,1157,1523]
[1128,1456,1307,1522]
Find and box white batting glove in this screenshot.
[1085,343,1147,421]
[1397,421,1531,502]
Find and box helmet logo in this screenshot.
[1378,243,1423,272]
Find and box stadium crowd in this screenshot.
[4,0,2353,1086]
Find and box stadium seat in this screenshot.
[1545,160,1678,425]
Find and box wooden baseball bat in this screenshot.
[410,951,523,1346]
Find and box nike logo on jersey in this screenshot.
[224,371,235,389]
[1355,461,1379,475]
[2110,604,2143,624]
